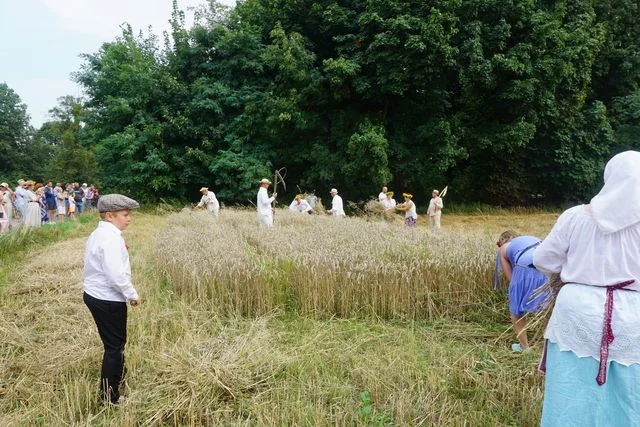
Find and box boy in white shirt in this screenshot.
[83,194,140,405]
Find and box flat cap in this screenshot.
[97,194,140,212]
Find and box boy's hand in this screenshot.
[130,298,140,307]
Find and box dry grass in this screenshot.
[156,209,558,320]
[0,209,559,425]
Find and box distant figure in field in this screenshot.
[257,178,277,227]
[84,194,141,405]
[196,187,220,216]
[495,230,547,352]
[427,189,443,230]
[23,181,41,228]
[289,194,312,214]
[15,179,27,221]
[326,188,345,218]
[55,184,67,222]
[1,182,14,227]
[396,193,417,227]
[534,151,640,425]
[0,183,9,232]
[378,186,388,204]
[45,181,57,223]
[381,191,396,222]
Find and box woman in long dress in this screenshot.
[494,230,548,352]
[0,183,13,225]
[533,151,640,425]
[24,182,42,228]
[37,187,48,223]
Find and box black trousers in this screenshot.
[83,292,128,404]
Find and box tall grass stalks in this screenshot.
[156,210,500,320]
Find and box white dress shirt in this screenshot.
[257,187,275,223]
[330,195,345,217]
[378,192,387,203]
[84,221,138,302]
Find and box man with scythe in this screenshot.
[257,178,277,227]
[427,188,445,229]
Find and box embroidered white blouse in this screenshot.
[534,205,640,365]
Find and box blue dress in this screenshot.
[500,236,548,316]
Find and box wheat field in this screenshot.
[0,208,560,425]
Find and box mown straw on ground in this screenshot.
[0,209,557,425]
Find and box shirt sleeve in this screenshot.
[101,238,138,301]
[533,209,574,275]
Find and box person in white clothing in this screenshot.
[381,191,396,209]
[427,189,443,229]
[0,183,14,228]
[83,194,140,405]
[396,193,417,227]
[289,194,312,214]
[533,151,640,425]
[257,178,277,227]
[381,191,396,222]
[196,187,220,216]
[378,186,388,203]
[326,188,345,217]
[14,179,27,220]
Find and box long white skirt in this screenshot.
[24,203,41,227]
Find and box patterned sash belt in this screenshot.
[596,279,634,385]
[539,279,635,386]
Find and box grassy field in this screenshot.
[0,208,560,425]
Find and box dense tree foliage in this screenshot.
[0,83,53,184]
[6,1,640,205]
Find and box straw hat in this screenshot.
[330,188,338,194]
[402,193,413,199]
[0,183,8,188]
[386,191,394,196]
[259,178,272,185]
[199,187,208,192]
[432,189,439,195]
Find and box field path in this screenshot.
[0,214,166,425]
[0,211,548,425]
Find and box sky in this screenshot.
[0,0,236,128]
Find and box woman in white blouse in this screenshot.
[534,151,640,425]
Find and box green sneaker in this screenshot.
[511,343,531,353]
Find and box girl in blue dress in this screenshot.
[494,230,548,352]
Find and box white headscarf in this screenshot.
[591,151,640,234]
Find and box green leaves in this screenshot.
[54,0,640,205]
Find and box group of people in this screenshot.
[0,180,99,231]
[377,186,443,228]
[194,179,445,230]
[72,150,640,425]
[494,151,640,425]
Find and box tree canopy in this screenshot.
[4,0,640,205]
